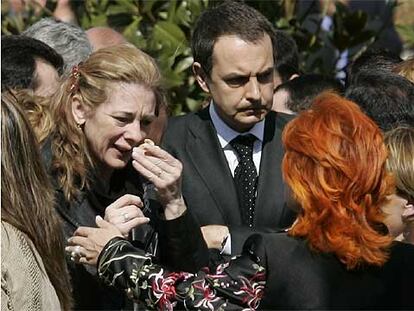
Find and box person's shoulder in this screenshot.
[267,110,295,125]
[162,106,210,145]
[243,232,303,260]
[167,106,209,128]
[388,241,414,262]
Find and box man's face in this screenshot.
[195,34,274,132]
[34,58,59,97]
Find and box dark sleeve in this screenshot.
[144,182,210,272]
[97,234,268,310]
[157,210,210,272]
[229,226,286,256]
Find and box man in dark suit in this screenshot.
[161,1,296,259]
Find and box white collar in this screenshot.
[209,102,265,149]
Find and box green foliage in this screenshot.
[1,0,405,115]
[396,24,414,50]
[77,0,209,115]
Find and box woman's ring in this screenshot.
[122,212,129,222]
[157,170,163,177]
[71,246,82,261]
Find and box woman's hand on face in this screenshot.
[131,141,186,220]
[66,216,123,266]
[104,194,150,237]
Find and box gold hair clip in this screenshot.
[68,64,81,94]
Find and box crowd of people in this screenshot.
[1,1,414,310]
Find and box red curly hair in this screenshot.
[282,92,393,269]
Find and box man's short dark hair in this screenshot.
[191,1,276,76]
[346,48,402,87]
[345,71,414,131]
[273,30,300,82]
[276,74,344,113]
[1,35,64,91]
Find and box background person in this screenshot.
[1,91,72,311]
[272,29,300,86]
[86,26,127,51]
[22,17,92,75]
[1,35,63,97]
[67,92,414,310]
[383,126,414,244]
[345,70,414,132]
[272,73,344,114]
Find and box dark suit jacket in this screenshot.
[162,106,297,255]
[244,233,414,310]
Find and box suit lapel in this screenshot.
[254,111,286,226]
[186,107,241,224]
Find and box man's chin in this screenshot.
[242,111,267,122]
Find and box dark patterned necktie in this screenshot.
[230,134,258,227]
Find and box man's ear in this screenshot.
[71,96,88,126]
[192,62,210,93]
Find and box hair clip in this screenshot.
[68,64,81,94]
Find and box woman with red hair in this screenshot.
[67,93,414,310]
[282,92,393,269]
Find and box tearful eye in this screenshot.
[112,115,132,125]
[114,116,128,123]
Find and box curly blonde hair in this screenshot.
[4,89,54,144]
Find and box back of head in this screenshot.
[393,57,414,83]
[86,26,127,51]
[51,43,164,201]
[347,48,402,86]
[23,18,92,74]
[345,71,414,131]
[385,126,414,202]
[1,35,63,91]
[273,30,300,83]
[191,0,275,76]
[278,74,344,113]
[282,92,393,269]
[1,91,72,310]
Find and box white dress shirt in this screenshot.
[209,103,264,176]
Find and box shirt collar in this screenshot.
[209,102,265,149]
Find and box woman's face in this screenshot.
[76,82,156,173]
[382,194,408,238]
